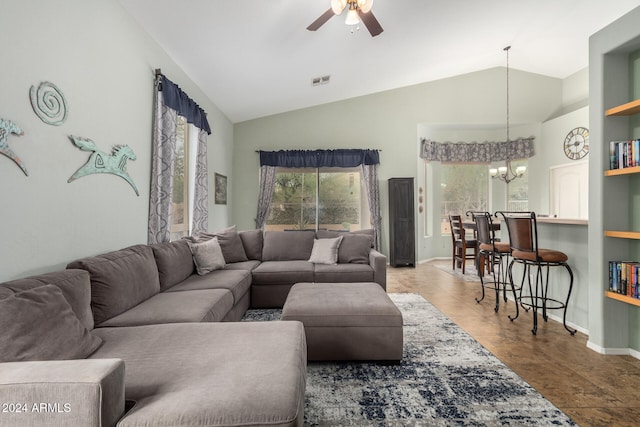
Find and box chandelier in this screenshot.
[489,46,526,184]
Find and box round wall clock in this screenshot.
[563,127,589,160]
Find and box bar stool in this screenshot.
[497,211,576,335]
[467,211,512,312]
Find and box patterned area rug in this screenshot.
[242,293,575,426]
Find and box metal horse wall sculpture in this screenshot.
[68,135,139,196]
[0,117,28,176]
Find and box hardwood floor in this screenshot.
[387,260,640,427]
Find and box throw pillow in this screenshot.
[188,237,226,275]
[308,236,343,265]
[194,225,248,263]
[0,285,103,362]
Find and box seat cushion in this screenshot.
[91,322,306,427]
[67,245,161,325]
[224,260,262,271]
[165,269,251,304]
[98,289,234,327]
[252,261,314,285]
[313,263,374,283]
[513,248,568,263]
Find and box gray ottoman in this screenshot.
[282,282,403,361]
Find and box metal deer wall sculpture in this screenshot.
[0,117,28,176]
[68,135,139,196]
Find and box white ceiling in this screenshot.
[119,0,640,123]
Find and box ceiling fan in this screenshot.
[307,0,384,37]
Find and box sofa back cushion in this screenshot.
[0,285,102,362]
[239,229,263,260]
[151,240,194,291]
[0,269,94,330]
[67,245,161,325]
[193,225,248,263]
[316,230,373,264]
[262,230,315,261]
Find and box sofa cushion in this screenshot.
[317,228,375,247]
[239,229,263,260]
[188,237,226,275]
[313,263,374,283]
[317,231,372,264]
[252,260,314,285]
[224,260,262,272]
[98,289,234,327]
[166,269,251,304]
[308,236,343,265]
[262,230,315,261]
[151,240,194,291]
[0,285,102,362]
[0,269,94,330]
[91,322,307,427]
[195,225,248,263]
[67,245,161,326]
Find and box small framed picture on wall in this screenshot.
[214,173,227,205]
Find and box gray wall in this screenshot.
[0,0,234,281]
[233,67,564,256]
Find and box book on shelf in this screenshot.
[609,261,640,298]
[610,139,640,170]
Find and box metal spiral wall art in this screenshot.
[29,81,68,126]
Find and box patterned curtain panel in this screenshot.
[148,87,178,244]
[361,163,382,251]
[192,128,209,234]
[419,137,535,163]
[255,165,277,229]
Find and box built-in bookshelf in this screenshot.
[604,99,640,306]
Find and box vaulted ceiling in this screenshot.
[119,0,640,123]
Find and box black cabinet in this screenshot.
[388,178,415,267]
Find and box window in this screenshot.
[266,167,368,231]
[506,159,528,211]
[170,115,189,240]
[440,163,489,234]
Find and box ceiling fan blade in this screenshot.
[358,10,383,37]
[307,8,335,31]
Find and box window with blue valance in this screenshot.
[160,75,211,135]
[259,149,380,168]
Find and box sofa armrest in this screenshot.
[369,249,387,291]
[0,359,125,427]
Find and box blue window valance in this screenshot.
[160,75,211,135]
[419,137,535,163]
[259,149,380,168]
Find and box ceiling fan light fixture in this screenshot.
[331,0,347,14]
[345,8,360,25]
[357,0,373,13]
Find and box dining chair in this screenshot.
[449,214,477,274]
[467,211,512,312]
[497,211,576,335]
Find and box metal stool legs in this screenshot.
[507,259,576,335]
[476,251,510,312]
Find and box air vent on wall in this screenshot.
[311,75,331,86]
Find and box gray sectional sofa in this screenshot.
[0,227,386,427]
